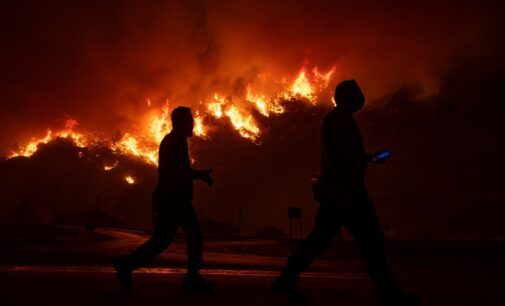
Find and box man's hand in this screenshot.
[200,169,213,187]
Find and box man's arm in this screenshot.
[189,168,213,187]
[162,162,213,187]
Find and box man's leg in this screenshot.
[113,211,177,289]
[126,227,177,269]
[179,205,203,275]
[274,205,342,290]
[345,194,418,305]
[179,204,215,291]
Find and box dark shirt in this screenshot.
[321,108,367,195]
[156,131,193,202]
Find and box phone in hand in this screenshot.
[371,150,391,163]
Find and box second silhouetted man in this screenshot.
[272,80,419,306]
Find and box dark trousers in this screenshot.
[281,190,400,296]
[125,202,203,275]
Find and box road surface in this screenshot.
[1,226,504,305]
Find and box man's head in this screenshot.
[334,80,365,113]
[171,106,194,137]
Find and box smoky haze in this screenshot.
[1,0,505,239]
[1,0,503,153]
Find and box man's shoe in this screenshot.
[272,275,308,304]
[113,257,132,291]
[378,294,420,306]
[182,273,216,292]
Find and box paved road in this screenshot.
[1,227,504,305]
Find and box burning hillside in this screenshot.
[8,63,335,165]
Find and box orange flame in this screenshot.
[193,111,206,138]
[282,65,336,104]
[246,86,284,117]
[112,134,158,165]
[149,102,172,144]
[9,128,88,159]
[287,69,314,101]
[224,105,260,141]
[207,93,226,118]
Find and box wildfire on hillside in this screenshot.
[8,63,336,165]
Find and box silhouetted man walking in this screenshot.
[272,80,419,306]
[114,107,215,292]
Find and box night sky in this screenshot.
[1,0,504,239]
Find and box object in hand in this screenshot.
[372,150,391,163]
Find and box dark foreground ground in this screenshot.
[1,225,504,306]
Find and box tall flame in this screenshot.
[193,111,206,138]
[282,65,336,103]
[207,93,226,118]
[149,102,172,144]
[287,69,314,101]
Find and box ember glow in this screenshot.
[124,175,135,184]
[103,161,119,171]
[8,63,336,165]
